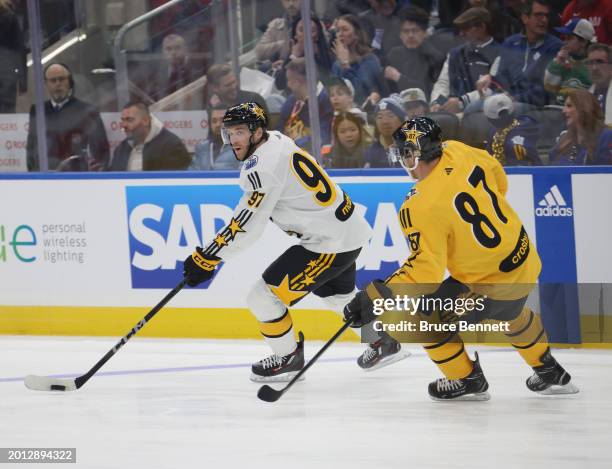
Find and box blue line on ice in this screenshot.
[0,356,357,383]
[0,348,514,384]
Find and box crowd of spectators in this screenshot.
[217,0,611,169]
[254,0,611,168]
[8,0,612,171]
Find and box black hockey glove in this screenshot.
[343,280,393,328]
[183,247,221,287]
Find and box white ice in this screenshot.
[1,336,610,469]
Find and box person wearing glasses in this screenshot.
[586,43,611,125]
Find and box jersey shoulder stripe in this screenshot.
[247,171,262,191]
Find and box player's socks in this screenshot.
[526,348,579,395]
[251,331,305,383]
[423,333,473,379]
[357,333,410,371]
[505,308,549,367]
[258,308,300,359]
[428,351,490,401]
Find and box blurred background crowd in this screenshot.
[1,0,611,172]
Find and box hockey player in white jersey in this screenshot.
[182,102,408,381]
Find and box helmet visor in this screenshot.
[388,144,401,166]
[221,123,250,145]
[390,143,420,167]
[221,127,231,145]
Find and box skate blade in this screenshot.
[537,382,579,395]
[250,370,305,383]
[363,350,411,372]
[430,391,491,402]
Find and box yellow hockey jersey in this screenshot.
[387,140,541,300]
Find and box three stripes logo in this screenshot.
[247,171,262,191]
[535,185,573,217]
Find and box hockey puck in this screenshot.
[50,384,67,391]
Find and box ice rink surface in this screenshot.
[1,336,610,469]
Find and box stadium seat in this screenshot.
[459,111,490,149]
[526,106,566,160]
[427,111,460,141]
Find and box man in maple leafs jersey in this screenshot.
[343,116,578,400]
[183,102,407,382]
[484,94,541,166]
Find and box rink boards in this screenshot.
[0,167,611,344]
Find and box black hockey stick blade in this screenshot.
[257,384,283,402]
[24,279,187,392]
[257,317,355,402]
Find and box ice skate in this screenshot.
[357,334,410,371]
[428,351,490,401]
[251,332,305,383]
[526,348,579,395]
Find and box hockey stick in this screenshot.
[257,316,355,402]
[24,279,187,392]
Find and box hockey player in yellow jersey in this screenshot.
[344,116,579,400]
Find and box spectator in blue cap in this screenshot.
[364,94,406,167]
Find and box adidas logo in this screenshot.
[535,185,573,217]
[444,167,453,175]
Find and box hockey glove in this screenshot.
[183,247,221,287]
[343,280,393,328]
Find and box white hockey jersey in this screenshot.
[201,131,372,260]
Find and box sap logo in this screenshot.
[129,203,233,271]
[357,202,410,271]
[355,201,411,286]
[0,224,37,263]
[535,185,573,217]
[125,185,243,288]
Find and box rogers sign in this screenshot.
[0,113,28,171]
[0,110,209,171]
[100,110,208,153]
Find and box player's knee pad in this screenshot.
[247,278,287,322]
[321,288,359,313]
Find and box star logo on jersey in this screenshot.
[269,275,309,306]
[301,274,316,286]
[214,234,228,247]
[402,125,424,147]
[228,218,246,237]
